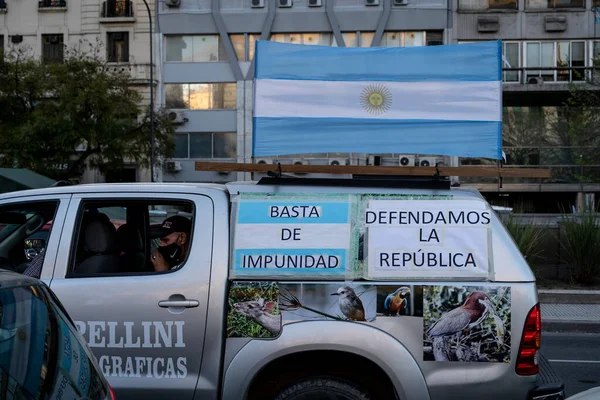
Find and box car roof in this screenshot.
[0,269,44,289]
[0,180,486,203]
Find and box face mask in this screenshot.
[157,243,182,265]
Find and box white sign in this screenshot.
[364,200,492,280]
[232,194,353,277]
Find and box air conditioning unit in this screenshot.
[527,76,543,84]
[365,0,380,5]
[393,0,408,5]
[166,0,180,7]
[418,157,442,167]
[398,155,416,167]
[308,0,322,6]
[278,0,293,7]
[329,158,347,166]
[255,158,274,165]
[168,110,186,125]
[251,0,265,7]
[166,161,183,172]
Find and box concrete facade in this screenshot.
[0,0,157,183]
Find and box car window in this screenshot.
[0,283,107,400]
[0,201,59,278]
[68,200,195,277]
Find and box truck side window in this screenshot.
[68,200,194,277]
[0,201,59,278]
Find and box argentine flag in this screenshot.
[253,39,503,160]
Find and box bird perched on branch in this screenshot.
[384,287,411,316]
[426,291,494,339]
[331,286,366,321]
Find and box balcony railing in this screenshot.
[502,66,595,84]
[102,0,134,18]
[38,0,66,8]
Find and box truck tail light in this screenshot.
[109,384,116,400]
[516,303,541,376]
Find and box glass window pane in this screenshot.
[333,33,357,47]
[230,34,245,61]
[175,134,189,158]
[213,133,237,158]
[459,0,487,10]
[404,32,425,47]
[165,36,193,62]
[165,84,189,109]
[189,83,236,110]
[572,41,585,81]
[527,0,548,8]
[190,134,212,158]
[360,32,374,48]
[248,34,260,61]
[381,32,402,47]
[489,0,517,9]
[271,33,302,44]
[504,42,519,82]
[192,35,228,62]
[555,0,584,8]
[541,42,554,80]
[302,33,332,46]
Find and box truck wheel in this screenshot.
[273,376,372,400]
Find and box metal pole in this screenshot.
[142,0,155,182]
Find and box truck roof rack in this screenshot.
[256,175,451,190]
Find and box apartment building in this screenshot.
[453,0,600,212]
[157,0,449,183]
[157,0,598,211]
[0,0,156,183]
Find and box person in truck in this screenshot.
[150,215,192,272]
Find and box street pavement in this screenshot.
[541,303,600,333]
[541,332,600,398]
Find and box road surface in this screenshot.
[541,332,600,397]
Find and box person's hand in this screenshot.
[151,248,169,272]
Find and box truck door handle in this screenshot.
[158,300,199,308]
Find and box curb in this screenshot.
[538,289,600,304]
[542,319,600,334]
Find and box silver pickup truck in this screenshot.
[0,177,564,400]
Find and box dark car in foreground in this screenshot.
[0,269,114,400]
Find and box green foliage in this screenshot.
[502,216,546,263]
[558,206,600,285]
[0,40,175,181]
[423,286,512,363]
[227,281,280,338]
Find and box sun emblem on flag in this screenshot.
[360,84,392,115]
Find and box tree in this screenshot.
[0,40,175,181]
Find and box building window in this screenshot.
[165,83,237,110]
[0,0,6,10]
[42,34,64,63]
[525,41,585,82]
[102,0,133,18]
[504,42,520,82]
[381,32,425,47]
[459,0,517,10]
[38,0,66,8]
[426,31,444,46]
[107,32,129,63]
[271,33,333,46]
[247,34,260,61]
[526,0,584,8]
[332,33,358,47]
[230,34,245,61]
[175,133,237,159]
[165,35,228,62]
[594,0,600,7]
[0,35,4,59]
